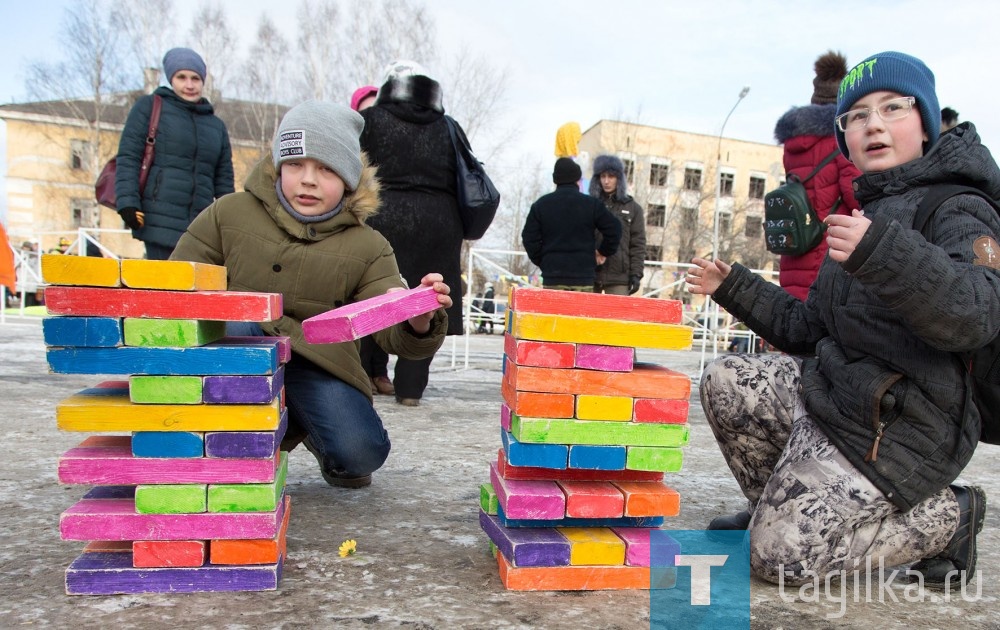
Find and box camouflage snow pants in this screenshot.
[700,353,960,585]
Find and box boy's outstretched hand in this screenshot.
[824,209,870,263]
[405,273,452,334]
[686,257,732,296]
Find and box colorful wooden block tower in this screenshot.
[479,286,693,591]
[41,254,291,595]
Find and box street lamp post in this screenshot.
[711,86,750,263]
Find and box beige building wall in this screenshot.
[579,119,785,300]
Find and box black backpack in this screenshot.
[913,184,1000,444]
[763,149,841,256]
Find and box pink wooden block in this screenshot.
[633,399,690,424]
[610,527,654,567]
[489,461,565,520]
[500,403,512,432]
[302,285,441,343]
[503,334,575,368]
[58,436,279,485]
[60,495,287,541]
[575,344,634,372]
[557,480,625,518]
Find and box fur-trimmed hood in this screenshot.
[588,154,630,201]
[774,103,837,144]
[375,75,444,114]
[244,153,381,241]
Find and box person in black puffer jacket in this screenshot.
[115,47,234,260]
[688,51,997,590]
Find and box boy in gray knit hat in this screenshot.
[172,100,453,489]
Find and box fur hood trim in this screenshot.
[588,154,630,201]
[375,75,444,114]
[774,103,838,144]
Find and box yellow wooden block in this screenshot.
[120,259,227,291]
[558,527,626,566]
[40,254,121,287]
[510,312,692,351]
[57,388,281,432]
[576,395,633,421]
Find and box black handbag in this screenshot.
[444,115,500,240]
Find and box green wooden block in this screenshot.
[512,416,690,448]
[626,446,685,472]
[129,375,203,404]
[207,451,287,513]
[480,482,499,515]
[134,484,208,514]
[123,318,227,348]
[488,541,498,558]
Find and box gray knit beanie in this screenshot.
[272,100,364,190]
[834,51,940,158]
[163,47,206,82]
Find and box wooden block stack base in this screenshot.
[495,552,676,592]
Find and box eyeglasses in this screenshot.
[835,96,916,132]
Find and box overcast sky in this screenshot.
[2,0,999,217]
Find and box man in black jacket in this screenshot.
[522,158,621,291]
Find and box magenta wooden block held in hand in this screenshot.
[302,285,441,343]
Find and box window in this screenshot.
[646,244,663,262]
[683,168,702,191]
[749,176,766,200]
[719,212,732,237]
[622,159,635,186]
[745,216,762,238]
[71,198,95,229]
[71,199,86,228]
[649,163,669,187]
[70,139,91,170]
[682,206,698,225]
[646,204,666,227]
[720,172,734,197]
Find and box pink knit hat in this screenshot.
[350,85,378,112]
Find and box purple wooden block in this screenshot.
[205,409,288,458]
[83,486,135,499]
[65,551,283,594]
[203,366,284,404]
[500,403,512,432]
[479,510,570,567]
[575,344,635,372]
[489,461,565,520]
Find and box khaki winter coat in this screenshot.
[171,156,448,401]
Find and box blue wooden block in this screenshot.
[501,429,567,470]
[132,431,205,458]
[46,342,280,376]
[43,317,122,348]
[568,444,627,470]
[496,504,664,529]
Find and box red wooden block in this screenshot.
[504,334,575,368]
[497,450,664,483]
[302,285,441,343]
[502,377,574,418]
[633,399,690,424]
[508,286,682,324]
[558,481,625,518]
[132,541,207,568]
[44,286,282,322]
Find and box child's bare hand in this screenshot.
[686,257,731,296]
[406,273,451,334]
[824,209,870,262]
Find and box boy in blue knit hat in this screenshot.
[687,51,1000,589]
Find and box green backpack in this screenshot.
[763,149,841,256]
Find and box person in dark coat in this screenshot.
[689,51,997,589]
[115,47,234,260]
[588,154,646,295]
[522,158,621,291]
[773,50,861,300]
[359,60,468,406]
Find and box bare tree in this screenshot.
[294,0,340,102]
[114,0,177,84]
[189,1,239,100]
[339,0,438,93]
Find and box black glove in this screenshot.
[627,275,642,295]
[119,207,144,230]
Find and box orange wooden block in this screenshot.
[495,551,655,591]
[612,482,681,517]
[210,495,291,565]
[132,540,206,568]
[502,377,574,418]
[633,399,690,424]
[558,481,625,518]
[505,358,690,400]
[508,286,683,324]
[503,334,575,368]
